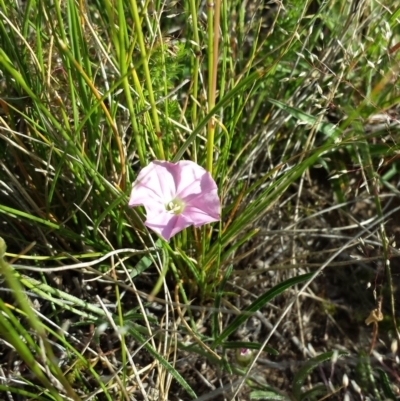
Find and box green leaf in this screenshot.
[250,390,287,400]
[376,368,397,399]
[268,98,341,138]
[173,69,265,162]
[0,385,57,400]
[299,384,327,401]
[212,264,233,339]
[292,351,348,400]
[129,239,162,279]
[128,326,197,399]
[222,341,278,356]
[0,205,60,229]
[212,273,313,348]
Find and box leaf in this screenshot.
[0,384,55,400]
[173,70,265,162]
[178,343,222,365]
[212,265,233,339]
[222,341,278,356]
[376,368,397,399]
[212,273,314,348]
[175,247,201,283]
[268,98,341,138]
[292,351,348,400]
[130,239,162,278]
[299,384,327,401]
[250,390,287,400]
[128,326,197,399]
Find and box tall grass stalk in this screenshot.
[129,0,165,160]
[206,0,221,174]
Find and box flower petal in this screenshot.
[128,161,176,208]
[173,162,220,221]
[182,189,220,222]
[182,206,220,226]
[144,210,192,241]
[174,161,216,200]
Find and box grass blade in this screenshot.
[212,273,313,348]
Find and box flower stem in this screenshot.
[206,0,221,174]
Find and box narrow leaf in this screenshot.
[212,265,233,339]
[213,273,313,347]
[250,390,286,400]
[376,368,397,399]
[268,98,341,138]
[128,327,197,399]
[222,341,278,356]
[292,351,347,400]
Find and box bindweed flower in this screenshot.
[129,160,220,241]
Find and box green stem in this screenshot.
[206,0,221,174]
[189,0,201,161]
[117,0,146,167]
[130,0,165,160]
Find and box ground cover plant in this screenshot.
[0,0,399,400]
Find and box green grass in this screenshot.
[0,0,400,399]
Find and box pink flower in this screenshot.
[129,160,220,241]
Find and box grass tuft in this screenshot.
[0,0,399,399]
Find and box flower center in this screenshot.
[165,198,185,215]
